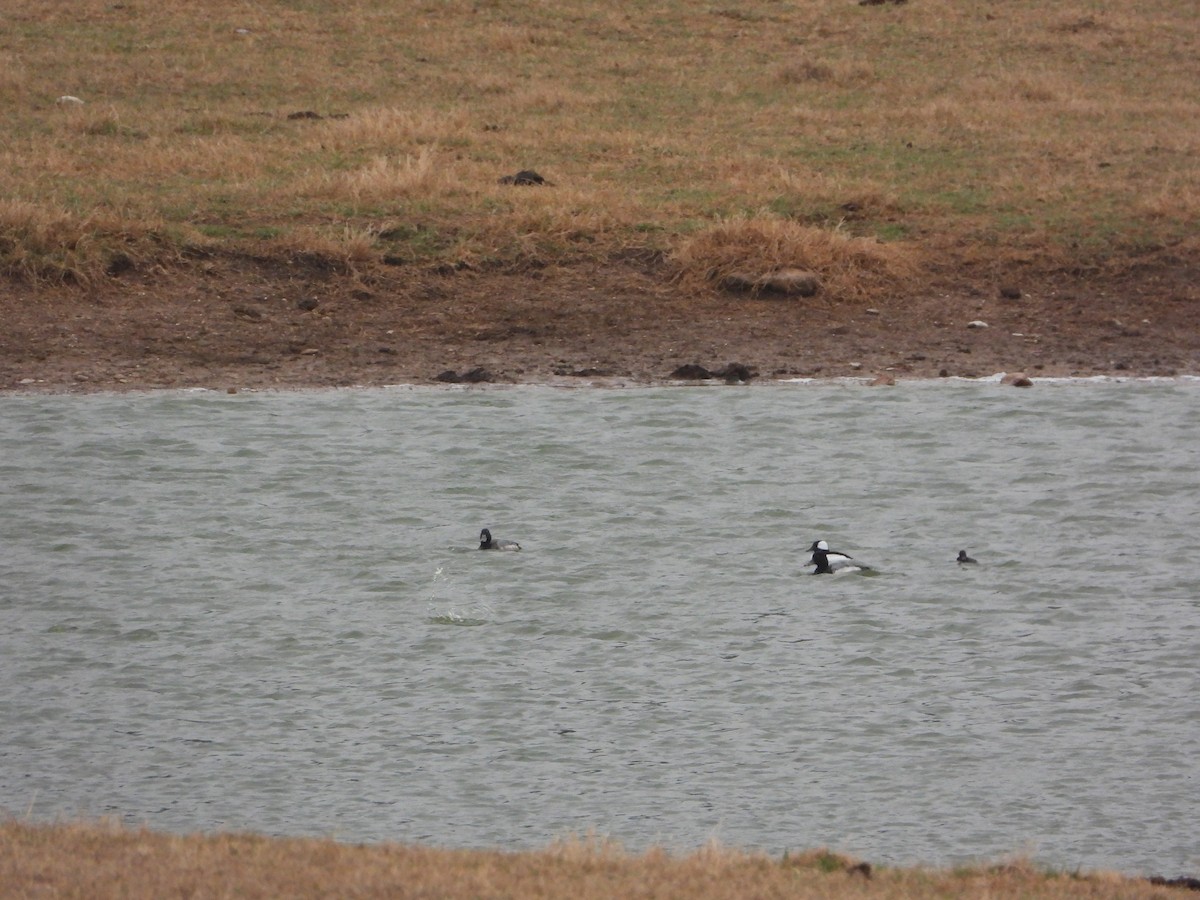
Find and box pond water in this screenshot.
[1,379,1197,875]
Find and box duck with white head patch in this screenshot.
[807,539,870,575]
[479,528,521,551]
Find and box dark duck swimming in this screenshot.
[479,528,521,551]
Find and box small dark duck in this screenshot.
[479,528,521,551]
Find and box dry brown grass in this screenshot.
[1,0,1197,295]
[0,199,179,284]
[0,820,1179,900]
[672,217,920,300]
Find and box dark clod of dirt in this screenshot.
[498,169,551,186]
[435,367,495,383]
[296,297,319,311]
[999,285,1023,299]
[553,365,615,377]
[1149,876,1200,891]
[105,253,135,277]
[714,362,756,383]
[671,362,756,382]
[286,110,347,121]
[671,363,714,380]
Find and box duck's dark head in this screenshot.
[480,528,493,549]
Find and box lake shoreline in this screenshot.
[3,252,1197,394]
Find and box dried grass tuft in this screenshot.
[319,108,473,152]
[329,148,444,202]
[776,58,874,86]
[0,199,165,284]
[265,226,380,270]
[672,216,921,302]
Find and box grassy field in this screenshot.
[1,0,1196,294]
[2,820,1191,899]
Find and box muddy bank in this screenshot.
[2,252,1196,392]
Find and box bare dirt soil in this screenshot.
[2,250,1197,392]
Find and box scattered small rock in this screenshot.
[232,304,264,321]
[434,370,461,383]
[460,366,494,383]
[869,373,896,386]
[226,387,238,394]
[497,169,551,186]
[287,110,323,120]
[999,285,1022,299]
[1002,372,1034,387]
[296,297,319,311]
[56,95,85,106]
[713,362,756,383]
[939,368,950,377]
[553,366,615,377]
[967,320,988,329]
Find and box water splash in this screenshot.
[426,566,493,625]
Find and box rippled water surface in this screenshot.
[2,381,1198,875]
